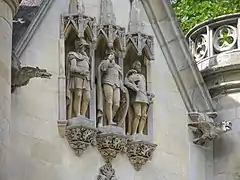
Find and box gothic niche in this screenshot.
[95,33,128,130]
[59,0,158,171]
[94,1,130,162]
[63,12,98,156]
[124,37,154,136]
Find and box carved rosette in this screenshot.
[65,125,98,156]
[126,33,154,59]
[97,163,117,180]
[126,140,157,171]
[96,133,128,162]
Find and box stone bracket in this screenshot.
[97,163,117,180]
[126,140,157,171]
[65,118,98,156]
[96,132,128,162]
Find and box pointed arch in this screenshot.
[64,21,78,39]
[113,37,124,51]
[97,29,108,43]
[126,40,138,55]
[83,26,93,43]
[142,45,153,60]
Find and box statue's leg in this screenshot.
[73,89,82,117]
[132,102,141,134]
[127,107,134,135]
[103,84,114,125]
[112,87,120,118]
[80,90,91,116]
[138,103,148,134]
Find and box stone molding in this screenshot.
[13,0,53,60]
[141,0,214,112]
[3,0,19,15]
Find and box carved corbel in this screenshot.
[65,117,98,156]
[126,140,157,171]
[97,163,117,180]
[188,112,232,146]
[96,132,128,162]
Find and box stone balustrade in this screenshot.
[187,13,240,72]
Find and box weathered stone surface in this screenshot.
[6,0,206,180]
[96,132,128,162]
[97,163,117,180]
[65,116,98,156]
[126,140,157,171]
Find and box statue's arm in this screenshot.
[100,60,110,72]
[70,57,89,75]
[124,74,138,91]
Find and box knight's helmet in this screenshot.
[75,38,89,49]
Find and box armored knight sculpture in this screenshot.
[125,60,154,135]
[67,38,91,119]
[97,50,129,127]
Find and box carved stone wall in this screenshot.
[0,1,19,180]
[7,0,202,180]
[60,0,154,139]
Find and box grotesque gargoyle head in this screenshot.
[35,67,52,79]
[220,121,232,132]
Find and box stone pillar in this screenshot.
[0,0,18,178]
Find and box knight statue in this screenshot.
[125,60,154,135]
[97,49,129,127]
[66,38,91,119]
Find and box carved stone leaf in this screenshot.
[97,163,117,180]
[66,125,98,156]
[96,133,128,162]
[126,141,157,171]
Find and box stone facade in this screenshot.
[0,0,237,180]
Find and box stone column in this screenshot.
[0,0,18,177]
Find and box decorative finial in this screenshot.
[128,0,144,33]
[100,0,116,25]
[69,0,85,15]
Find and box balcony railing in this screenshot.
[186,13,240,71]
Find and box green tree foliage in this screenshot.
[172,0,240,34]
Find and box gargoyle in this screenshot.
[188,120,232,146]
[11,66,52,93]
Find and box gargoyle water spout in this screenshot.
[11,66,52,93]
[188,112,232,146]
